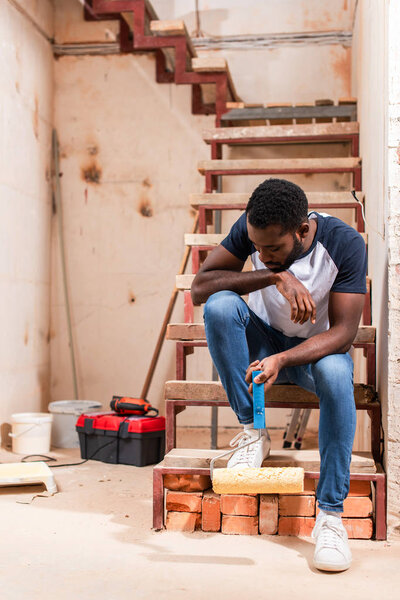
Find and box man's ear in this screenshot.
[297,220,310,241]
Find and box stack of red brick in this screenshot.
[164,474,374,538]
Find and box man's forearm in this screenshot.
[276,326,354,370]
[191,269,277,304]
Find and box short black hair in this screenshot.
[246,178,308,233]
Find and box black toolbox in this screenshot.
[76,412,165,467]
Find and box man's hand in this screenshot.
[245,356,283,395]
[274,271,316,325]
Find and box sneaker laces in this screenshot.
[316,517,347,552]
[229,431,258,462]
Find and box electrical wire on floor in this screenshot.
[20,438,118,468]
[20,417,131,468]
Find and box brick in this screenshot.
[314,479,372,497]
[278,517,316,537]
[343,497,373,517]
[221,515,259,535]
[195,513,202,530]
[166,511,198,532]
[281,478,316,496]
[163,474,211,492]
[259,495,278,534]
[166,491,202,513]
[279,495,315,517]
[348,480,372,496]
[343,518,373,539]
[202,490,221,532]
[220,494,258,516]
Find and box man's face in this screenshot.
[247,219,305,272]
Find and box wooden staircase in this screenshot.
[86,0,385,541]
[154,115,386,539]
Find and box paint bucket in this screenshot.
[10,413,53,455]
[48,400,102,448]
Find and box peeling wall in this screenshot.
[0,0,54,432]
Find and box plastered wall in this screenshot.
[0,0,54,434]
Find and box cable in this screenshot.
[20,417,132,468]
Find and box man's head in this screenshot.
[246,178,310,272]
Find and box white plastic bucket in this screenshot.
[10,413,53,455]
[48,400,102,448]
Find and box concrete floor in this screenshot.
[1,429,400,600]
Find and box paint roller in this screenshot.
[210,371,304,494]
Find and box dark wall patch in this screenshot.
[139,197,153,217]
[129,292,136,304]
[81,162,102,184]
[142,177,152,188]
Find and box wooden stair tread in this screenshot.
[162,448,376,473]
[165,380,377,407]
[167,323,375,344]
[190,191,365,207]
[184,232,368,246]
[149,19,197,58]
[198,158,361,173]
[192,56,227,72]
[221,104,358,122]
[175,274,371,294]
[203,122,359,143]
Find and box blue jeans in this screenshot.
[203,291,356,513]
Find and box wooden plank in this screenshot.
[315,98,334,124]
[162,447,377,473]
[150,19,186,36]
[294,103,314,124]
[338,98,357,123]
[167,323,375,344]
[165,380,377,407]
[202,122,359,143]
[176,274,371,295]
[221,105,358,122]
[185,232,368,246]
[198,157,362,174]
[190,190,364,207]
[192,56,227,72]
[265,102,293,125]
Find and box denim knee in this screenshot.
[203,291,247,324]
[311,353,353,389]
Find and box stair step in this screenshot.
[221,104,357,123]
[149,19,197,58]
[162,447,376,473]
[165,380,377,409]
[190,191,365,208]
[198,157,361,174]
[167,323,375,344]
[203,122,359,143]
[192,56,227,72]
[150,19,186,36]
[184,232,368,246]
[175,274,371,294]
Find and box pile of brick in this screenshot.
[164,474,373,538]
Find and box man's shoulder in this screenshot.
[316,213,365,260]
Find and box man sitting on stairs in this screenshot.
[191,178,367,573]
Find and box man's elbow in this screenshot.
[190,278,205,306]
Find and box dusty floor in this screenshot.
[1,428,400,600]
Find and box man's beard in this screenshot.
[267,236,304,273]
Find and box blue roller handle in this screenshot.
[252,370,266,429]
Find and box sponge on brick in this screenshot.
[212,467,304,494]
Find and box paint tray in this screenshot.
[0,462,57,494]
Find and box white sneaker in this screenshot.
[312,511,352,572]
[227,429,271,469]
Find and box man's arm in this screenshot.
[191,245,316,325]
[246,291,365,391]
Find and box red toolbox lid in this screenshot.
[76,412,165,433]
